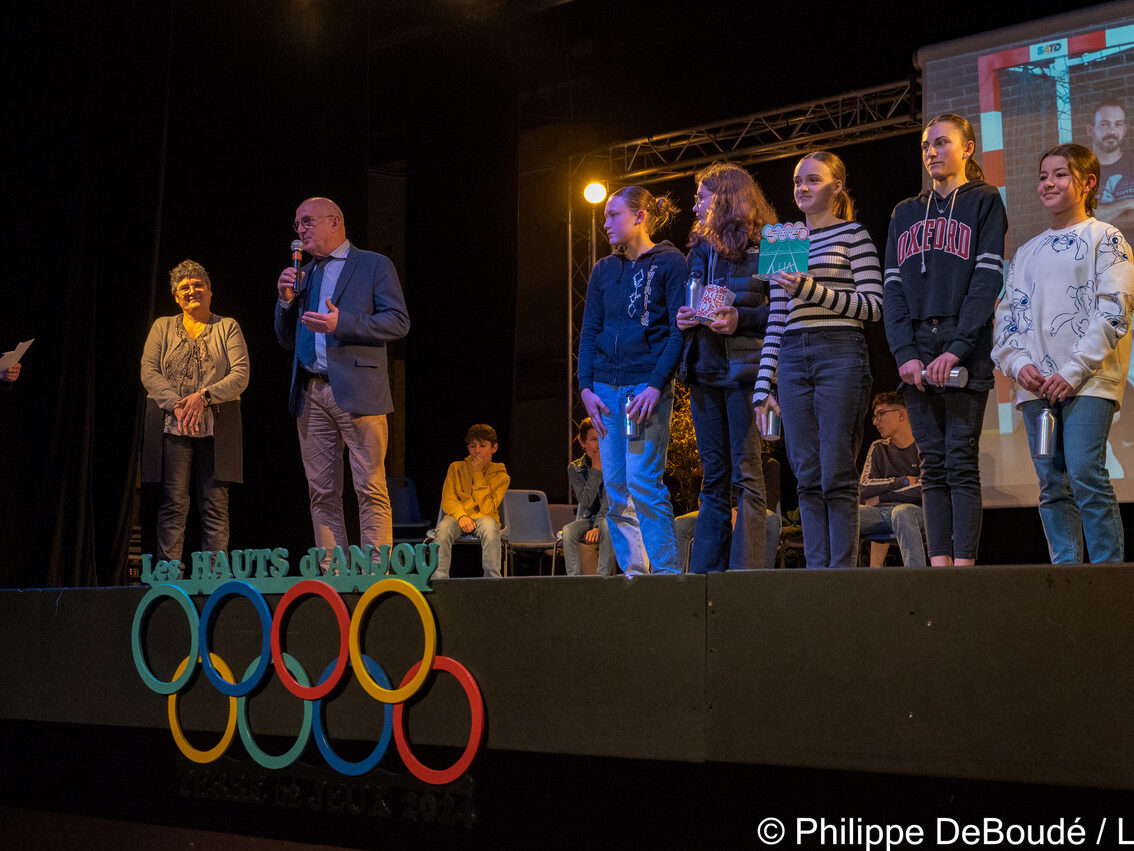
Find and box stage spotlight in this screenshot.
[583,183,607,204]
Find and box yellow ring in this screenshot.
[349,578,437,703]
[166,653,239,763]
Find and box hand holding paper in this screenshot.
[0,339,33,372]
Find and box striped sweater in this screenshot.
[753,220,883,403]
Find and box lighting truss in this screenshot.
[612,78,921,186]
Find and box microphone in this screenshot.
[291,239,304,295]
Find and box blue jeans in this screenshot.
[561,516,614,576]
[904,386,988,561]
[858,503,927,567]
[434,515,502,578]
[158,435,230,562]
[689,382,766,571]
[593,381,679,574]
[1022,396,1124,564]
[778,329,871,568]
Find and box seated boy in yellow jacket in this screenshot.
[433,424,510,578]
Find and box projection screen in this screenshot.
[918,0,1134,506]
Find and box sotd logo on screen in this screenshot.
[1030,38,1067,61]
[131,544,484,787]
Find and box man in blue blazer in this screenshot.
[275,197,410,567]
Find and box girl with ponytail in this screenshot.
[577,185,687,574]
[882,113,1007,566]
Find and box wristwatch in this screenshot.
[201,388,212,405]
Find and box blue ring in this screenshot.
[312,655,394,776]
[198,580,272,697]
[236,652,313,770]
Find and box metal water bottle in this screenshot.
[624,390,641,440]
[921,366,969,388]
[686,269,704,311]
[1034,406,1056,458]
[762,408,782,441]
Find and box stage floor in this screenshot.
[2,567,1133,845]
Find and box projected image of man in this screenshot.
[1090,99,1134,478]
[1089,98,1134,235]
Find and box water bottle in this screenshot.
[921,366,969,388]
[686,270,704,311]
[624,390,641,440]
[762,408,782,441]
[1034,406,1056,458]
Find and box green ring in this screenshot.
[236,652,313,770]
[131,584,200,695]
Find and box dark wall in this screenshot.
[154,0,370,565]
[396,26,520,516]
[2,1,168,587]
[1,0,370,586]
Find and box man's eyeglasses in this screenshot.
[293,215,336,233]
[175,282,207,296]
[872,408,901,421]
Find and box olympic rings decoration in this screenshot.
[761,221,809,243]
[312,656,394,776]
[132,584,200,695]
[236,652,313,770]
[200,581,273,697]
[132,577,484,785]
[393,657,485,786]
[271,580,351,700]
[167,652,238,763]
[349,579,436,703]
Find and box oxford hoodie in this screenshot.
[577,240,686,392]
[883,179,1007,390]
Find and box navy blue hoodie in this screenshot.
[577,240,686,391]
[883,179,1007,389]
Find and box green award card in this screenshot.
[756,222,810,279]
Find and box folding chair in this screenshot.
[862,532,898,567]
[426,502,509,577]
[387,477,430,543]
[501,490,560,576]
[549,503,578,576]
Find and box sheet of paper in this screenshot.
[0,339,34,371]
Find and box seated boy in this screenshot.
[858,392,926,567]
[562,417,614,576]
[433,424,510,579]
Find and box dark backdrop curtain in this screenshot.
[1,1,168,588]
[1,0,368,588]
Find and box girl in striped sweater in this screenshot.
[754,151,883,568]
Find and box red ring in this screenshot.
[270,579,351,699]
[392,655,485,785]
